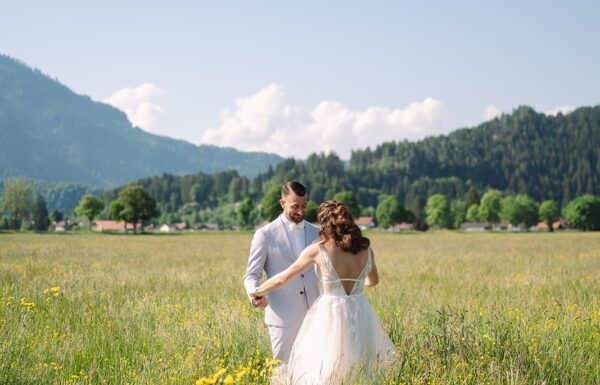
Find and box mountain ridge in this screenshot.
[0,54,283,187]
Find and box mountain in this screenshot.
[0,54,283,187]
[346,105,600,207]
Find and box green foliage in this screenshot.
[333,190,360,219]
[539,200,559,232]
[348,105,600,207]
[109,200,125,222]
[305,201,318,224]
[564,195,600,231]
[501,194,538,228]
[260,187,281,221]
[0,178,35,229]
[466,204,480,222]
[464,186,481,207]
[479,189,503,224]
[425,194,452,229]
[237,198,254,229]
[116,183,159,232]
[49,209,63,223]
[32,195,50,231]
[75,194,104,228]
[376,196,405,229]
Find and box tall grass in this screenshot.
[0,231,599,384]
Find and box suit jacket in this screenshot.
[243,215,320,327]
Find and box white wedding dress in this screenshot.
[278,246,397,385]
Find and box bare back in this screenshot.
[318,242,371,295]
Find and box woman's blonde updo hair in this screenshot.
[317,200,370,254]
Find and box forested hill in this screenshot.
[346,105,599,207]
[0,54,282,187]
[247,105,599,217]
[119,105,599,222]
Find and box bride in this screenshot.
[251,200,397,384]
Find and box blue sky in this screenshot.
[1,1,599,158]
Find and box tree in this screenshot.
[237,198,254,229]
[515,194,538,229]
[425,194,451,229]
[109,199,126,228]
[0,178,34,229]
[500,196,518,225]
[501,195,538,229]
[479,189,503,224]
[466,204,480,222]
[260,187,282,221]
[32,195,50,231]
[376,196,405,229]
[333,191,360,219]
[464,186,481,207]
[75,194,104,229]
[539,200,559,232]
[564,195,600,231]
[49,209,64,223]
[117,183,159,233]
[227,177,244,203]
[305,201,318,223]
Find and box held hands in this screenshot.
[250,291,269,308]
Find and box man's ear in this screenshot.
[279,199,285,208]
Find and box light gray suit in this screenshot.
[243,214,320,363]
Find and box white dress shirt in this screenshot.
[281,214,306,258]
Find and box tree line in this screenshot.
[2,177,600,232]
[1,105,599,232]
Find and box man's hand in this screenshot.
[250,292,269,308]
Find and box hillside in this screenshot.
[0,54,282,187]
[347,105,600,206]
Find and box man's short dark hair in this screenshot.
[281,181,307,198]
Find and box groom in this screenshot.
[243,181,320,364]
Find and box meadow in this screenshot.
[0,231,599,385]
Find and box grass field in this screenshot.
[1,231,599,385]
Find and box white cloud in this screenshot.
[545,105,575,116]
[104,83,166,135]
[201,84,449,159]
[483,104,501,121]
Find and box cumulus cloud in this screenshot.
[201,84,449,159]
[104,83,166,135]
[545,105,575,116]
[483,104,501,121]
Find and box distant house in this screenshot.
[355,217,376,230]
[159,224,175,232]
[391,222,415,231]
[202,223,219,231]
[461,222,491,232]
[492,221,509,231]
[190,223,220,231]
[175,222,187,231]
[93,220,141,232]
[536,219,567,231]
[51,220,77,232]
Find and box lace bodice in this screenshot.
[316,246,372,296]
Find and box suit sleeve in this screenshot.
[243,229,268,297]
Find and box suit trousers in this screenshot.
[267,316,305,363]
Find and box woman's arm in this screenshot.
[365,248,379,287]
[252,244,319,297]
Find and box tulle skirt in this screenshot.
[277,293,397,385]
